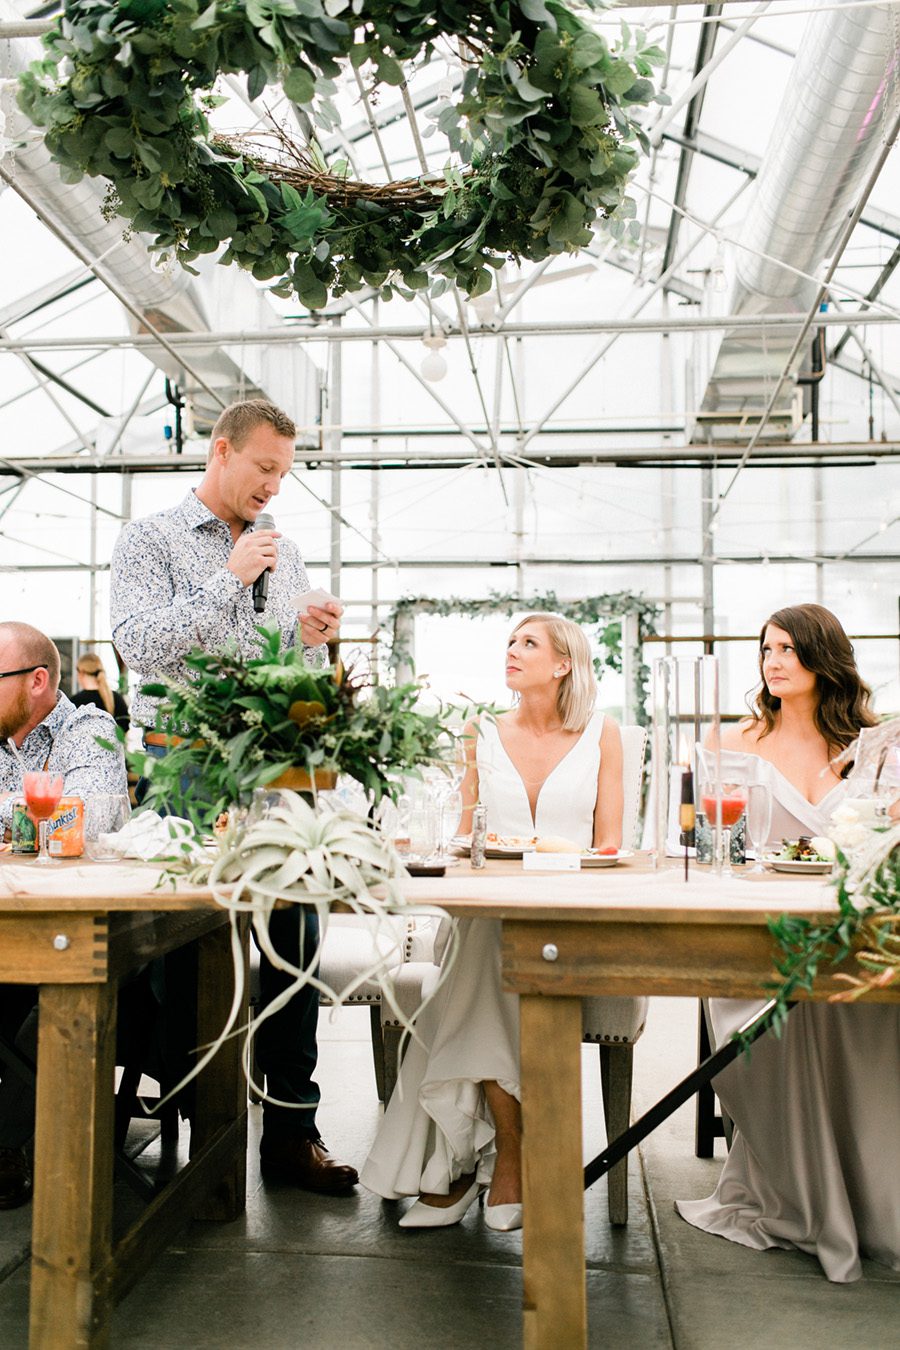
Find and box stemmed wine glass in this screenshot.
[23,771,64,866]
[743,781,773,875]
[425,734,468,858]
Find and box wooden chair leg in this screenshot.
[598,1043,633,1226]
[369,1004,387,1103]
[695,1001,732,1157]
[382,1025,403,1104]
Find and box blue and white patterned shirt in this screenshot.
[110,490,325,727]
[0,693,127,836]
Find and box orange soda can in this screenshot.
[11,796,84,857]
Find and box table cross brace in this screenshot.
[584,999,782,1189]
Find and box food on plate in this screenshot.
[486,832,536,848]
[769,835,834,863]
[535,835,581,853]
[595,845,619,856]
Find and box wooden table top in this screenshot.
[401,852,840,924]
[0,851,839,925]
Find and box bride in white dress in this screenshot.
[361,613,623,1230]
[676,603,900,1282]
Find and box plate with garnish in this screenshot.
[580,848,635,868]
[762,836,835,874]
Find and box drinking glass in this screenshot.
[408,798,439,862]
[84,794,132,861]
[22,771,64,866]
[651,655,721,867]
[697,753,749,879]
[743,782,773,875]
[440,790,463,849]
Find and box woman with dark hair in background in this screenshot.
[676,603,899,1282]
[71,652,130,734]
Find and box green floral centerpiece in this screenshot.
[761,805,900,1040]
[135,625,452,830]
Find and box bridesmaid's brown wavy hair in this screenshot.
[749,604,877,754]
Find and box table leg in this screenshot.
[30,982,116,1350]
[191,917,247,1221]
[520,993,586,1350]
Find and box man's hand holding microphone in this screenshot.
[226,513,343,643]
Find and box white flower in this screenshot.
[830,803,861,826]
[832,822,871,851]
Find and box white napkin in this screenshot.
[0,863,169,897]
[97,810,201,862]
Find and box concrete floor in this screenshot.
[0,998,896,1348]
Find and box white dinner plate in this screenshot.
[762,857,833,874]
[580,849,635,868]
[451,835,537,859]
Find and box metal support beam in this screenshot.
[3,306,900,353]
[660,5,722,278]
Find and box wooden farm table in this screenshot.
[401,853,900,1350]
[0,858,247,1349]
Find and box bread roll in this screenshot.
[535,835,581,854]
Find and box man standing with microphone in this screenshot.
[110,398,357,1195]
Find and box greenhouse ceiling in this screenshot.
[0,0,897,690]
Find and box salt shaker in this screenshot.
[470,803,487,869]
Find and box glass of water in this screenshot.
[743,782,773,875]
[84,793,132,861]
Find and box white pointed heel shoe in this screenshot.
[398,1180,483,1228]
[484,1201,523,1232]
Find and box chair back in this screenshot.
[619,724,648,850]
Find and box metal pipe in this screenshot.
[0,441,893,474]
[3,306,900,352]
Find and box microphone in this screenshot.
[251,512,275,613]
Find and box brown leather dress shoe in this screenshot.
[0,1147,32,1210]
[260,1136,359,1195]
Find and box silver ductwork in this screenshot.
[0,2,319,439]
[690,0,899,442]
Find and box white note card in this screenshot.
[522,852,581,872]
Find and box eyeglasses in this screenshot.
[0,665,46,680]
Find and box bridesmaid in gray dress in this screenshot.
[676,604,900,1282]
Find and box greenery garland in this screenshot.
[18,0,664,308]
[753,822,900,1044]
[387,589,659,722]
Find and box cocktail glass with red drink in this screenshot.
[697,752,749,879]
[22,771,64,866]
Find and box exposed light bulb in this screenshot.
[421,330,448,382]
[710,238,728,294]
[469,290,497,325]
[421,350,448,382]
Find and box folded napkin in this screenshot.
[0,863,169,898]
[95,810,202,862]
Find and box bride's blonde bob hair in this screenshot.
[510,612,597,732]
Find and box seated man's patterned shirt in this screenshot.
[110,490,325,728]
[0,692,127,836]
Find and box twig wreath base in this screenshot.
[18,0,665,308]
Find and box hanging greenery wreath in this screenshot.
[387,589,659,722]
[17,0,664,308]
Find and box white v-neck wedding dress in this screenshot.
[361,711,604,1200]
[676,758,900,1282]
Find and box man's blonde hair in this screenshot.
[0,622,60,689]
[208,399,296,460]
[510,612,597,732]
